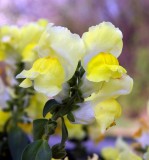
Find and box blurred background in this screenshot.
[0,0,149,137]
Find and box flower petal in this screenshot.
[82,22,123,66]
[16,69,39,79]
[86,74,133,104]
[73,101,95,124]
[33,57,65,96]
[94,99,122,133]
[19,78,32,88]
[17,56,65,97]
[86,53,126,82]
[37,25,85,80]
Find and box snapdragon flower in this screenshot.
[0,19,48,63]
[17,24,85,96]
[17,21,133,133]
[72,22,133,132]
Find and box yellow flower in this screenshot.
[0,25,20,62]
[0,109,11,131]
[0,19,48,63]
[101,138,142,160]
[82,22,125,82]
[19,19,48,62]
[17,24,85,96]
[25,93,48,119]
[65,118,85,140]
[73,75,133,133]
[72,22,133,133]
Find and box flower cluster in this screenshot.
[17,21,133,133]
[0,19,48,63]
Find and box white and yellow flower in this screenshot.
[0,25,20,62]
[19,19,48,62]
[73,22,133,133]
[17,24,85,96]
[82,22,124,83]
[101,138,142,160]
[0,19,48,63]
[74,75,133,132]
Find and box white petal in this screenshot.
[16,70,39,79]
[34,73,62,97]
[82,22,123,67]
[87,74,133,105]
[37,25,85,81]
[73,101,95,124]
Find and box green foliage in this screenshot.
[33,119,48,140]
[8,127,30,160]
[44,120,57,136]
[21,140,52,160]
[61,117,68,145]
[67,112,75,122]
[51,143,66,159]
[43,99,60,117]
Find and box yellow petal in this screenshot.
[16,69,39,79]
[86,74,133,103]
[25,93,48,119]
[17,56,65,96]
[19,78,32,88]
[65,118,85,140]
[101,147,119,160]
[18,123,32,134]
[21,43,37,62]
[37,19,49,27]
[86,53,126,82]
[82,22,123,67]
[116,151,142,160]
[37,25,85,80]
[0,51,6,61]
[0,110,11,131]
[94,99,122,133]
[19,22,47,53]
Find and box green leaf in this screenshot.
[8,127,30,160]
[45,120,57,135]
[43,99,60,117]
[51,143,66,159]
[61,117,68,145]
[67,112,75,122]
[79,66,85,78]
[33,119,48,140]
[21,140,52,160]
[72,104,80,110]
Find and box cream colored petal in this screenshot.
[21,43,37,62]
[86,74,133,105]
[80,74,103,98]
[19,78,32,88]
[101,147,119,160]
[82,22,123,66]
[16,69,39,79]
[34,71,63,97]
[65,118,85,140]
[117,151,142,160]
[54,83,69,103]
[73,101,95,124]
[94,99,122,133]
[37,25,85,80]
[0,110,11,131]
